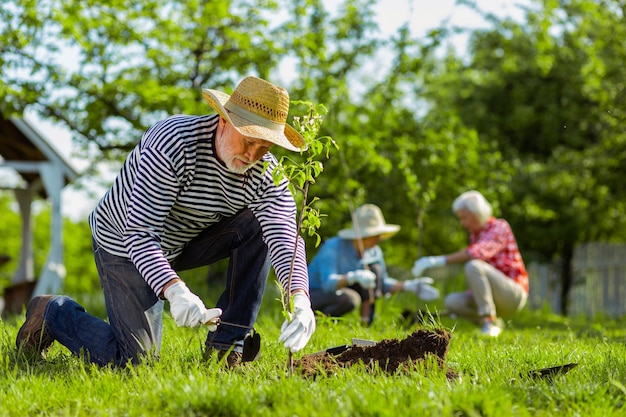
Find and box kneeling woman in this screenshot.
[411,190,529,336]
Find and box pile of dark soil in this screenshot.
[295,328,457,380]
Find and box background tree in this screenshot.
[280,3,510,279]
[0,194,23,293]
[423,0,626,312]
[1,0,290,166]
[0,192,97,299]
[2,0,625,314]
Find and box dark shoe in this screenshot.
[204,331,261,367]
[16,295,55,358]
[218,350,243,367]
[204,347,243,368]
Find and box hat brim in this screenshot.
[202,89,306,152]
[338,224,400,241]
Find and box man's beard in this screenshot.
[216,136,253,174]
[223,154,253,174]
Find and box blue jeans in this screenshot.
[42,209,270,366]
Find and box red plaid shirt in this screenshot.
[466,217,529,293]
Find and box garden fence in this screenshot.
[527,242,626,318]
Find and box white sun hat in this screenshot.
[338,204,400,240]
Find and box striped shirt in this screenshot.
[88,114,308,297]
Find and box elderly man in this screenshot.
[16,76,315,366]
[308,204,439,325]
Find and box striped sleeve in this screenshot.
[124,147,182,295]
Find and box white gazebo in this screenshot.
[0,113,78,315]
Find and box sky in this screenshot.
[373,0,528,38]
[22,0,531,221]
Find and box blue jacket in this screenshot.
[308,236,395,293]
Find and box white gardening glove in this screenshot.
[346,269,376,289]
[164,281,222,329]
[411,255,446,277]
[202,308,223,332]
[403,277,440,301]
[279,292,316,353]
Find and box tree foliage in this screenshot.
[424,0,626,312]
[1,0,625,313]
[0,192,98,296]
[1,0,287,162]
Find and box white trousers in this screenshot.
[444,259,527,323]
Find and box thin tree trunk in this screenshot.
[559,242,574,315]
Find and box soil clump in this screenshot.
[295,328,457,380]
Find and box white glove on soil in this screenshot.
[279,292,316,353]
[346,269,376,289]
[403,277,440,301]
[164,281,222,329]
[411,255,446,277]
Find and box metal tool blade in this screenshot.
[351,338,377,347]
[526,362,579,379]
[312,338,378,356]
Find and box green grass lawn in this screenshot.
[2,288,626,416]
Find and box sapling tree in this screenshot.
[269,100,336,372]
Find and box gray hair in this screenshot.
[452,190,493,224]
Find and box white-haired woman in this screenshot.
[411,190,529,336]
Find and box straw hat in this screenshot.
[338,204,400,240]
[202,76,305,151]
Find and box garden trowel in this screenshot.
[525,362,579,380]
[242,329,261,362]
[314,338,378,355]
